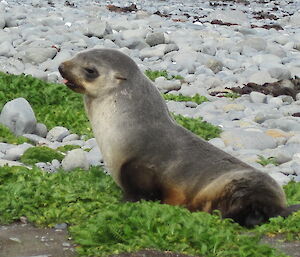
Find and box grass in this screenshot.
[0,72,299,256]
[145,70,184,81]
[0,71,220,140]
[163,93,208,105]
[1,165,299,257]
[20,146,65,165]
[257,156,279,167]
[0,124,31,144]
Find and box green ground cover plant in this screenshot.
[145,70,184,81]
[20,146,65,165]
[0,124,31,144]
[257,156,279,167]
[163,93,208,105]
[1,165,298,257]
[0,72,299,256]
[0,72,219,140]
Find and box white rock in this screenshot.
[4,143,32,161]
[249,92,266,104]
[248,71,277,84]
[34,123,47,138]
[208,10,249,26]
[46,127,70,142]
[0,98,37,136]
[61,149,89,171]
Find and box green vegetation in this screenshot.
[1,72,300,257]
[20,146,64,165]
[257,156,279,167]
[1,165,299,256]
[223,92,240,99]
[173,114,222,140]
[0,72,92,137]
[145,70,184,81]
[163,93,208,105]
[56,144,81,153]
[0,124,31,144]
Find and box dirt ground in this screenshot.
[0,223,299,257]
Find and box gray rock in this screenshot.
[34,123,47,138]
[287,135,300,145]
[62,134,80,142]
[83,20,112,38]
[268,67,291,80]
[0,12,5,29]
[0,143,14,154]
[60,140,85,147]
[35,162,56,173]
[23,134,50,145]
[4,143,33,161]
[248,71,277,84]
[205,58,223,74]
[208,138,225,149]
[54,223,68,230]
[0,41,16,57]
[155,77,181,91]
[46,127,70,142]
[267,97,283,107]
[263,118,300,132]
[238,37,267,51]
[145,32,165,46]
[51,159,61,169]
[268,172,291,185]
[0,98,37,136]
[22,47,57,64]
[139,44,166,60]
[86,146,103,166]
[220,129,277,150]
[249,92,267,104]
[0,160,26,167]
[61,149,89,171]
[84,138,98,149]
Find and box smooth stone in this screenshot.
[84,138,98,149]
[248,71,277,84]
[35,162,56,173]
[83,20,112,38]
[287,135,300,144]
[262,147,292,164]
[267,97,283,107]
[155,77,181,91]
[61,149,89,171]
[22,134,50,145]
[263,118,300,132]
[145,32,165,46]
[205,58,223,74]
[238,37,267,51]
[34,123,47,138]
[185,101,198,108]
[4,143,33,161]
[0,12,5,29]
[21,47,57,64]
[268,67,291,80]
[208,138,225,149]
[0,41,16,57]
[86,146,103,166]
[46,126,70,142]
[139,44,166,59]
[62,134,80,142]
[208,10,249,26]
[268,172,291,185]
[0,160,26,167]
[223,104,245,112]
[60,140,85,147]
[249,92,266,104]
[0,143,14,154]
[51,159,61,169]
[0,98,37,136]
[221,129,277,150]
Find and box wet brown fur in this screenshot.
[59,48,300,227]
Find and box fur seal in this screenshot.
[59,48,300,227]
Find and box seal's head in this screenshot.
[58,48,139,96]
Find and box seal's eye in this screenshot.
[84,67,99,79]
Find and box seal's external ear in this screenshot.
[115,73,127,81]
